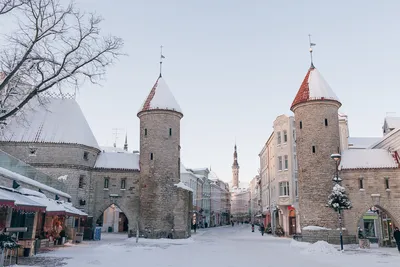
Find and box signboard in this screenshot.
[5,227,27,233]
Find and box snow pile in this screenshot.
[57,175,68,181]
[174,182,193,192]
[302,241,339,255]
[303,226,331,231]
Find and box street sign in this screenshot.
[5,227,27,233]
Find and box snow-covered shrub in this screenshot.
[0,233,20,249]
[327,184,352,212]
[275,225,284,236]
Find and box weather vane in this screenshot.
[308,34,316,68]
[159,45,165,77]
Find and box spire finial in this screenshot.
[159,45,165,78]
[308,34,316,68]
[124,132,128,151]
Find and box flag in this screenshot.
[161,55,165,59]
[310,43,316,46]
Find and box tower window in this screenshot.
[144,128,148,136]
[312,146,316,153]
[78,175,85,189]
[359,177,364,189]
[150,153,154,160]
[121,178,126,189]
[325,119,328,126]
[385,177,390,189]
[104,178,109,189]
[169,128,172,136]
[83,151,89,160]
[299,121,303,129]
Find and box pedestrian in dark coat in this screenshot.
[260,223,265,236]
[394,227,400,252]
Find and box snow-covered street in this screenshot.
[19,225,400,267]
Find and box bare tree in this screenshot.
[0,0,124,122]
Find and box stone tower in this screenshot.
[137,75,184,238]
[290,63,341,230]
[232,144,239,188]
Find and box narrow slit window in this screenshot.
[299,121,303,129]
[169,128,172,136]
[144,129,148,136]
[83,151,89,160]
[150,153,154,160]
[78,175,85,189]
[325,118,328,126]
[359,178,364,189]
[104,178,109,189]
[312,146,316,153]
[385,177,390,189]
[121,179,126,189]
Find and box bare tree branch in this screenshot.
[0,0,124,122]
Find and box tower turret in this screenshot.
[124,133,128,151]
[291,64,341,230]
[232,144,239,188]
[137,75,183,238]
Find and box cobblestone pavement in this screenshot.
[3,249,70,267]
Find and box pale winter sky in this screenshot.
[5,1,400,184]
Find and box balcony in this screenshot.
[277,196,291,206]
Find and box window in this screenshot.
[385,177,390,189]
[279,182,289,196]
[299,121,302,129]
[325,118,328,126]
[278,156,282,171]
[283,130,287,143]
[83,151,89,160]
[28,147,37,156]
[294,155,298,171]
[359,177,364,189]
[293,130,296,142]
[277,132,281,144]
[312,146,316,153]
[144,128,148,136]
[295,180,298,197]
[169,128,172,136]
[150,153,154,160]
[121,178,126,189]
[284,155,289,169]
[78,175,85,189]
[104,178,109,189]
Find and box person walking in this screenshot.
[394,227,400,253]
[251,223,255,232]
[260,222,265,236]
[193,222,197,233]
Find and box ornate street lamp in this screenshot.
[331,153,343,251]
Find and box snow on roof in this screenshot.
[0,187,46,212]
[0,97,100,149]
[94,151,140,170]
[291,67,341,110]
[174,181,194,192]
[180,162,191,174]
[61,201,88,217]
[138,77,183,114]
[385,117,400,130]
[348,137,382,149]
[340,149,398,170]
[0,167,71,198]
[16,187,47,198]
[100,146,128,153]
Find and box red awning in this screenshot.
[0,199,15,208]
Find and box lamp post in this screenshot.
[331,153,343,251]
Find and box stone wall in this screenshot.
[300,229,356,244]
[341,168,400,237]
[0,142,100,168]
[138,110,183,238]
[173,188,193,239]
[293,101,341,229]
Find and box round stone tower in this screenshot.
[290,64,341,230]
[137,76,183,238]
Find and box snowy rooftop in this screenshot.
[138,77,182,114]
[291,67,340,110]
[348,137,381,149]
[94,151,140,170]
[180,162,192,174]
[340,149,398,170]
[0,97,100,149]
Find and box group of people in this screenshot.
[251,222,265,236]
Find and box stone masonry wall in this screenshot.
[293,101,341,229]
[91,170,140,231]
[0,142,99,168]
[173,188,193,239]
[341,168,400,237]
[138,110,182,238]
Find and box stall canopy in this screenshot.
[0,187,45,213]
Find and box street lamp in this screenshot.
[331,153,344,251]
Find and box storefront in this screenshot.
[288,207,297,236]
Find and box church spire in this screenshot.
[232,143,239,188]
[124,133,128,151]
